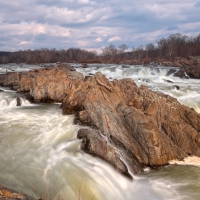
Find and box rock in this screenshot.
[122,65,130,68]
[58,64,76,71]
[0,65,84,103]
[166,69,177,76]
[84,76,92,81]
[172,85,180,90]
[163,79,173,83]
[174,65,200,79]
[16,97,22,106]
[1,67,200,178]
[62,72,200,177]
[0,72,20,89]
[82,63,88,68]
[0,185,36,200]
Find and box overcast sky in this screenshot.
[0,0,200,52]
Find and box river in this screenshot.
[0,63,200,200]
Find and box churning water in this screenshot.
[0,63,200,200]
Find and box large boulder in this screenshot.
[62,72,200,177]
[174,65,200,79]
[0,65,84,102]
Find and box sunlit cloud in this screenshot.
[108,36,122,42]
[94,37,103,42]
[19,41,29,45]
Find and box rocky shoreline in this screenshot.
[0,185,36,200]
[0,64,200,197]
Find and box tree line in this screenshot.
[0,48,98,64]
[0,33,200,64]
[101,33,200,63]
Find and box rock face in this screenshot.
[1,66,200,177]
[0,185,36,200]
[174,65,200,79]
[62,72,200,177]
[0,65,84,102]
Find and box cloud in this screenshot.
[78,0,90,4]
[19,41,29,45]
[94,37,103,42]
[194,1,200,7]
[0,0,200,52]
[108,36,122,42]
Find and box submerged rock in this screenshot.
[122,65,130,68]
[172,85,180,90]
[163,79,174,83]
[16,97,22,106]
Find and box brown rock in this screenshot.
[62,72,200,177]
[0,185,36,200]
[0,65,84,102]
[1,66,200,177]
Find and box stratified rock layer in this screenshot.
[62,72,200,176]
[1,66,200,177]
[0,65,84,102]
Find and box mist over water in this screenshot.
[0,63,200,200]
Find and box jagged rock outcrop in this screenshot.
[1,66,200,177]
[174,65,200,79]
[0,185,36,200]
[62,72,200,177]
[0,65,84,102]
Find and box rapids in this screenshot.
[0,63,200,200]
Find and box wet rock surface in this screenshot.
[62,72,200,177]
[0,65,84,102]
[174,65,200,79]
[0,186,36,200]
[0,66,200,178]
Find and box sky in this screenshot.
[0,0,200,53]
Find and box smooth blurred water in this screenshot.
[0,63,200,200]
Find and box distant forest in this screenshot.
[0,33,200,64]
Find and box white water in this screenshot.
[0,63,200,200]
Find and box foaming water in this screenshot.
[1,64,200,199]
[74,64,200,113]
[169,156,200,167]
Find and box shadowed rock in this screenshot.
[16,97,22,106]
[174,65,200,79]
